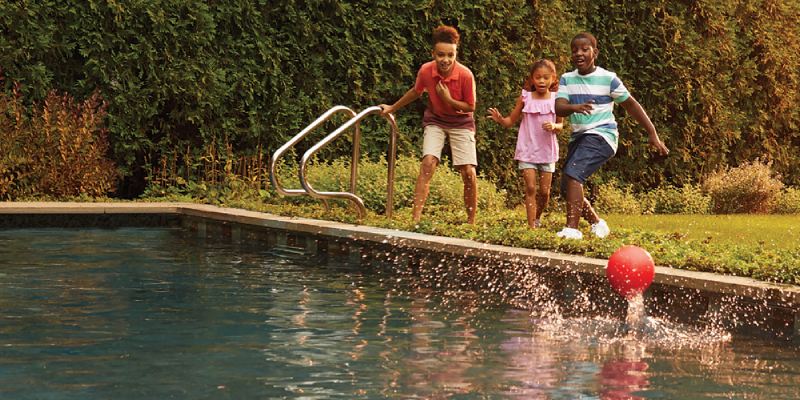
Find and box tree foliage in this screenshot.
[2,0,798,200]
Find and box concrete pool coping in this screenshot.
[2,201,799,339]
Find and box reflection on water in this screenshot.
[0,228,797,399]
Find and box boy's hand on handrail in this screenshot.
[378,104,394,117]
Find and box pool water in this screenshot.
[0,228,797,399]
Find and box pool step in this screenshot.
[270,244,310,259]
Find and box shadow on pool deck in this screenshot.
[1,201,798,341]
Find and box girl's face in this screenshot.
[531,67,555,94]
[571,37,598,75]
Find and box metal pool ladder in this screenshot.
[269,106,398,219]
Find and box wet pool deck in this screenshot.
[2,201,798,341]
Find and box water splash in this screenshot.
[530,293,732,350]
[382,252,733,350]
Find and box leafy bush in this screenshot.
[702,160,784,214]
[640,183,711,215]
[594,178,641,215]
[0,76,118,199]
[304,154,506,215]
[774,186,800,214]
[3,0,799,197]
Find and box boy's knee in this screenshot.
[419,156,438,175]
[460,168,476,184]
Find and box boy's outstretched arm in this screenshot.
[619,96,669,156]
[379,88,422,117]
[555,98,594,118]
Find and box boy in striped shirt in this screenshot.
[555,33,669,240]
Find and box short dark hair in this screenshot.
[432,26,460,46]
[572,32,597,48]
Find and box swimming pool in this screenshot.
[0,228,797,398]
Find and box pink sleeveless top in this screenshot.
[514,90,559,164]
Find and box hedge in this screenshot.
[2,0,798,201]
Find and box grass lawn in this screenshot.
[604,214,799,250]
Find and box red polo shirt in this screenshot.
[414,61,476,131]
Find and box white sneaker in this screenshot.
[557,227,583,240]
[591,219,610,238]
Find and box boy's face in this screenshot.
[570,38,598,75]
[431,42,458,76]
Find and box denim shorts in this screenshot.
[560,134,615,195]
[518,161,556,173]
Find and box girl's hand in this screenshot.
[542,121,555,131]
[486,107,503,122]
[435,81,452,103]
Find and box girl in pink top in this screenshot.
[487,59,563,229]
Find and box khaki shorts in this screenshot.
[421,125,477,166]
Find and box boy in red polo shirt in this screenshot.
[379,26,478,224]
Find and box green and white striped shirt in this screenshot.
[556,67,630,153]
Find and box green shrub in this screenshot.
[305,154,506,215]
[702,160,784,214]
[0,78,118,199]
[594,178,641,215]
[774,186,800,214]
[641,183,711,215]
[3,0,800,197]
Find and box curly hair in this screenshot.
[522,59,559,92]
[432,26,460,46]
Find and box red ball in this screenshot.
[606,246,655,298]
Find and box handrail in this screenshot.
[269,106,357,212]
[299,106,397,219]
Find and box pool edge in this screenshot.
[2,201,798,340]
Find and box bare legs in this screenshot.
[563,174,600,229]
[455,164,477,224]
[412,155,477,224]
[412,155,439,222]
[522,169,553,229]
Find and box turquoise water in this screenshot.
[0,228,797,399]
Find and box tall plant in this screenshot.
[0,71,117,199]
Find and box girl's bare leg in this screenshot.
[522,169,538,229]
[535,170,553,221]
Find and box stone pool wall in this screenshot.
[1,202,798,342]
